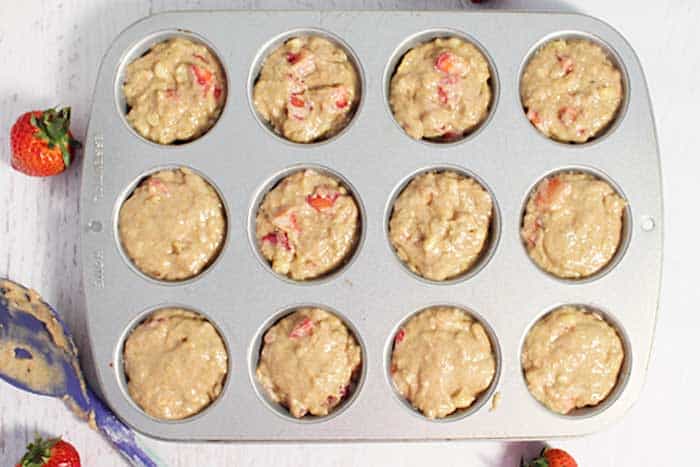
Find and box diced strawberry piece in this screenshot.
[165,89,177,99]
[272,209,301,232]
[263,331,276,344]
[193,53,210,64]
[527,109,542,125]
[289,213,299,231]
[395,328,406,345]
[146,178,168,193]
[558,106,578,126]
[286,52,301,64]
[289,317,314,338]
[262,231,292,250]
[535,177,564,208]
[332,86,350,109]
[291,52,316,77]
[526,231,538,248]
[306,189,339,211]
[435,52,455,73]
[214,87,223,100]
[287,93,312,121]
[261,233,278,245]
[441,75,459,85]
[290,94,305,108]
[278,231,291,250]
[556,54,574,74]
[286,73,306,94]
[191,64,213,86]
[437,85,449,104]
[441,131,460,141]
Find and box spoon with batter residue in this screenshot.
[0,278,157,467]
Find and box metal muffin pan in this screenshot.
[80,10,662,440]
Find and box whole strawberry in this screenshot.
[15,436,81,467]
[10,107,80,177]
[522,448,577,467]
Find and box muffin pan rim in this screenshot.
[81,10,663,441]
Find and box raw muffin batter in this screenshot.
[522,306,624,414]
[0,280,95,425]
[253,36,359,143]
[256,169,359,280]
[118,168,226,281]
[521,38,623,143]
[256,308,362,418]
[389,37,492,141]
[391,307,496,419]
[123,308,228,420]
[389,171,493,281]
[521,172,625,279]
[123,37,226,144]
[0,281,70,395]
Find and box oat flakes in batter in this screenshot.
[522,306,624,414]
[118,168,226,281]
[253,36,359,143]
[256,308,362,418]
[521,38,623,143]
[390,37,492,141]
[255,169,359,281]
[521,172,625,279]
[391,307,496,419]
[123,37,226,144]
[123,308,228,420]
[389,171,493,281]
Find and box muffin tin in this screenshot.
[80,10,662,440]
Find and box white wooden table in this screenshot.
[1,1,698,465]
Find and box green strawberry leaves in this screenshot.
[31,107,81,168]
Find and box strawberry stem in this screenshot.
[18,436,58,467]
[31,107,81,168]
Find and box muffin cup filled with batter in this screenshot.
[388,169,497,282]
[121,34,227,145]
[521,170,628,280]
[389,306,498,419]
[521,305,628,416]
[252,32,361,144]
[388,33,494,142]
[254,167,362,282]
[520,35,625,143]
[122,308,229,421]
[118,167,227,282]
[254,307,363,419]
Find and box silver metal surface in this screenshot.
[80,10,663,441]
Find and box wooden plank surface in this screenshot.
[1,0,698,465]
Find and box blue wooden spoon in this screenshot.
[0,278,157,466]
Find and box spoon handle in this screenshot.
[88,387,158,467]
